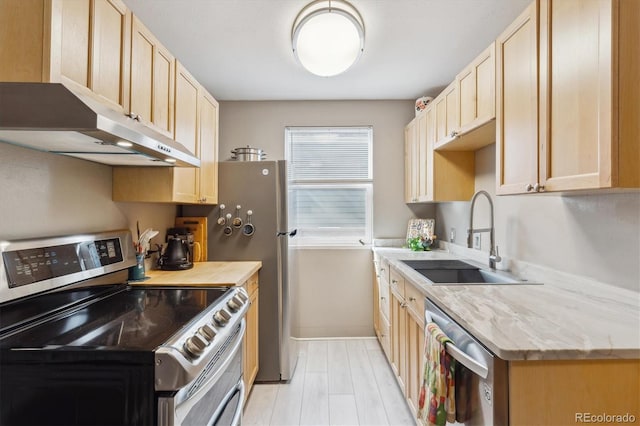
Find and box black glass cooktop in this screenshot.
[0,286,229,351]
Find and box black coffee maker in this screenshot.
[157,227,194,270]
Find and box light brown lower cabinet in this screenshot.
[406,306,425,417]
[376,262,640,425]
[387,266,426,420]
[390,287,407,394]
[372,265,410,418]
[373,262,381,339]
[390,268,407,395]
[242,272,259,404]
[379,311,391,362]
[509,358,640,425]
[374,257,392,359]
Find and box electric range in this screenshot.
[0,230,249,426]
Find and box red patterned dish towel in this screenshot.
[417,322,456,426]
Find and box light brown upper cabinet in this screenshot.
[443,42,497,151]
[496,2,539,195]
[0,0,131,112]
[170,62,202,203]
[416,111,430,201]
[174,62,200,157]
[405,107,475,203]
[130,14,175,137]
[433,82,459,148]
[429,102,475,201]
[498,0,639,195]
[539,0,639,191]
[404,118,419,203]
[195,90,219,204]
[433,43,497,151]
[458,43,495,132]
[405,112,430,203]
[113,80,219,204]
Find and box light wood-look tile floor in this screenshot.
[243,339,416,426]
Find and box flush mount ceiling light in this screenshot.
[292,0,365,77]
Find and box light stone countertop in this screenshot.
[373,245,640,361]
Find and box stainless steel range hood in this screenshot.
[0,83,200,167]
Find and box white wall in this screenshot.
[291,249,374,337]
[0,142,177,247]
[435,144,640,292]
[219,100,434,337]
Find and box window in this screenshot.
[285,126,373,247]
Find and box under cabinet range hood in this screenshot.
[0,83,200,167]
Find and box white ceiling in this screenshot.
[124,0,531,101]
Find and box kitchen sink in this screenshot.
[401,259,525,285]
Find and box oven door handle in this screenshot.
[425,310,489,379]
[173,319,246,425]
[227,380,245,426]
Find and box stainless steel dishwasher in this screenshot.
[424,298,509,425]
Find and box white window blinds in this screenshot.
[287,127,372,181]
[286,127,373,247]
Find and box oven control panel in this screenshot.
[2,238,123,288]
[0,230,136,304]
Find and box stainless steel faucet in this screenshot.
[467,190,502,269]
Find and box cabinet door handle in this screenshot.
[400,302,407,308]
[526,183,534,192]
[380,296,386,301]
[534,183,545,192]
[409,297,416,302]
[391,279,398,284]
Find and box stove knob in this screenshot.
[184,334,208,358]
[213,309,232,326]
[236,289,249,303]
[198,324,216,342]
[227,296,244,312]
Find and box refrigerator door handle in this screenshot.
[276,229,297,238]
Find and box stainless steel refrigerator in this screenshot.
[200,160,297,382]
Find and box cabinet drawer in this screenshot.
[244,272,259,296]
[379,313,391,360]
[404,279,424,319]
[379,280,390,322]
[379,258,390,284]
[390,267,405,298]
